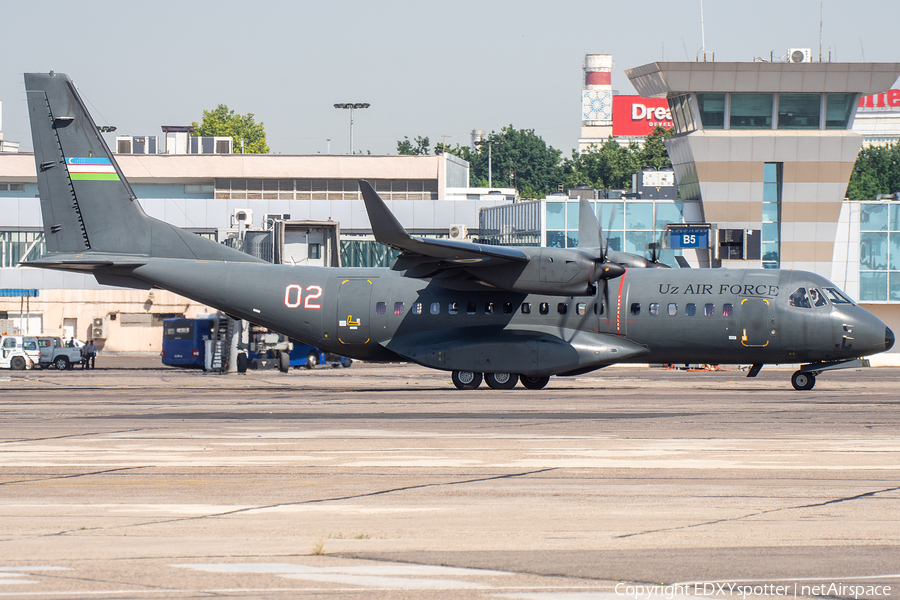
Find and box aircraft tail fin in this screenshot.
[24,72,257,263]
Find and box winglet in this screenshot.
[359,180,413,250]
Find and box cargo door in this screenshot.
[336,278,373,345]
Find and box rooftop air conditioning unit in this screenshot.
[788,48,812,63]
[449,224,468,240]
[232,209,253,228]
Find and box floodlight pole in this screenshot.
[475,137,504,188]
[334,103,370,154]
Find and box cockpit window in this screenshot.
[789,287,811,308]
[809,288,827,308]
[823,287,853,305]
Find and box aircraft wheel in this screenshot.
[10,356,26,371]
[341,357,353,368]
[520,375,550,390]
[485,372,518,390]
[791,371,816,391]
[305,352,319,369]
[278,351,290,373]
[451,370,482,390]
[54,356,70,371]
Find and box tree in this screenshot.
[639,126,674,170]
[397,135,431,155]
[191,104,269,154]
[846,142,900,200]
[563,138,642,191]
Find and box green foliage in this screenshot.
[438,126,565,198]
[563,138,642,190]
[639,126,674,170]
[426,125,679,198]
[191,104,269,154]
[397,135,431,155]
[846,143,900,200]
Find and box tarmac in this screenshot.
[0,358,899,599]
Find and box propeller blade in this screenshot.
[577,197,602,250]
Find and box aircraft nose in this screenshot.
[887,327,895,352]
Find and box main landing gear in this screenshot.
[791,370,816,391]
[451,371,550,390]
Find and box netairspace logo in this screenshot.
[614,582,893,600]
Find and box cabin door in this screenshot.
[336,278,373,345]
[739,297,772,347]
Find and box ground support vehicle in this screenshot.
[0,335,41,370]
[324,352,353,368]
[37,337,81,370]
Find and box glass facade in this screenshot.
[859,203,900,302]
[544,199,685,267]
[825,93,856,129]
[667,94,698,134]
[695,93,725,129]
[777,94,821,129]
[0,231,46,268]
[761,163,782,269]
[691,92,859,132]
[729,94,774,129]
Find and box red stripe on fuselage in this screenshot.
[616,269,628,336]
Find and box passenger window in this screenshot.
[631,303,641,316]
[686,303,696,316]
[412,302,423,315]
[376,302,386,315]
[521,302,531,314]
[668,303,677,316]
[449,302,459,315]
[722,303,733,317]
[576,303,586,315]
[810,288,827,307]
[704,303,715,316]
[789,287,811,308]
[649,303,659,316]
[394,302,405,315]
[3,338,15,348]
[24,341,37,351]
[467,302,476,315]
[430,302,440,315]
[502,302,513,314]
[539,302,550,315]
[485,302,494,315]
[558,303,568,315]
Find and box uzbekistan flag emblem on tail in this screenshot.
[65,157,120,181]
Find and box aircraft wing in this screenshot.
[359,179,528,267]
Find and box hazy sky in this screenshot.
[1,0,898,157]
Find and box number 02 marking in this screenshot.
[284,284,303,308]
[284,284,323,309]
[304,285,322,309]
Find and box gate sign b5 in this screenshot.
[668,227,710,249]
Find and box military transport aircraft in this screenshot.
[22,72,895,390]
